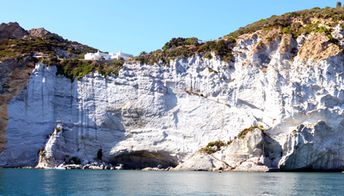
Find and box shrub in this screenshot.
[238,127,257,139]
[56,127,62,132]
[225,7,344,39]
[162,37,199,51]
[237,125,266,139]
[199,140,226,154]
[197,40,234,61]
[56,58,124,80]
[135,36,236,65]
[204,52,212,59]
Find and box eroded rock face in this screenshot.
[36,123,64,168]
[176,128,281,172]
[177,120,344,171]
[0,24,343,170]
[298,33,341,60]
[28,28,64,42]
[1,59,248,167]
[279,121,344,171]
[0,59,35,152]
[173,152,225,171]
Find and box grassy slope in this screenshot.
[134,7,344,65]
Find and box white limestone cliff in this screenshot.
[0,26,343,171]
[279,120,344,170]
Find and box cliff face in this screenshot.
[0,57,243,167]
[0,58,36,152]
[0,8,344,171]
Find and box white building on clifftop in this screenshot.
[84,51,132,61]
[109,51,133,60]
[84,51,110,60]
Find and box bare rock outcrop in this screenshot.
[0,22,28,41]
[29,28,64,42]
[175,128,281,172]
[279,121,344,171]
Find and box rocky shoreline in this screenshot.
[25,120,344,172]
[3,166,344,173]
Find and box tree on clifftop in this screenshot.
[337,1,342,8]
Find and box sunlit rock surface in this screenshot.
[0,25,344,171]
[279,120,344,170]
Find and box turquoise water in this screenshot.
[0,169,344,196]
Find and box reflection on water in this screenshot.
[0,169,344,196]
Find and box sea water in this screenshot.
[0,169,343,196]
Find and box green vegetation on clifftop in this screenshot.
[0,36,96,61]
[134,7,343,66]
[55,58,124,80]
[226,7,344,39]
[1,7,343,80]
[134,37,236,65]
[0,27,125,80]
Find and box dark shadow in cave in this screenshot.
[110,150,178,169]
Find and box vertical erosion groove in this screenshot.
[0,104,7,151]
[0,65,34,152]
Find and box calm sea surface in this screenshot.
[0,169,343,196]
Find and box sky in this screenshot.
[0,0,335,55]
